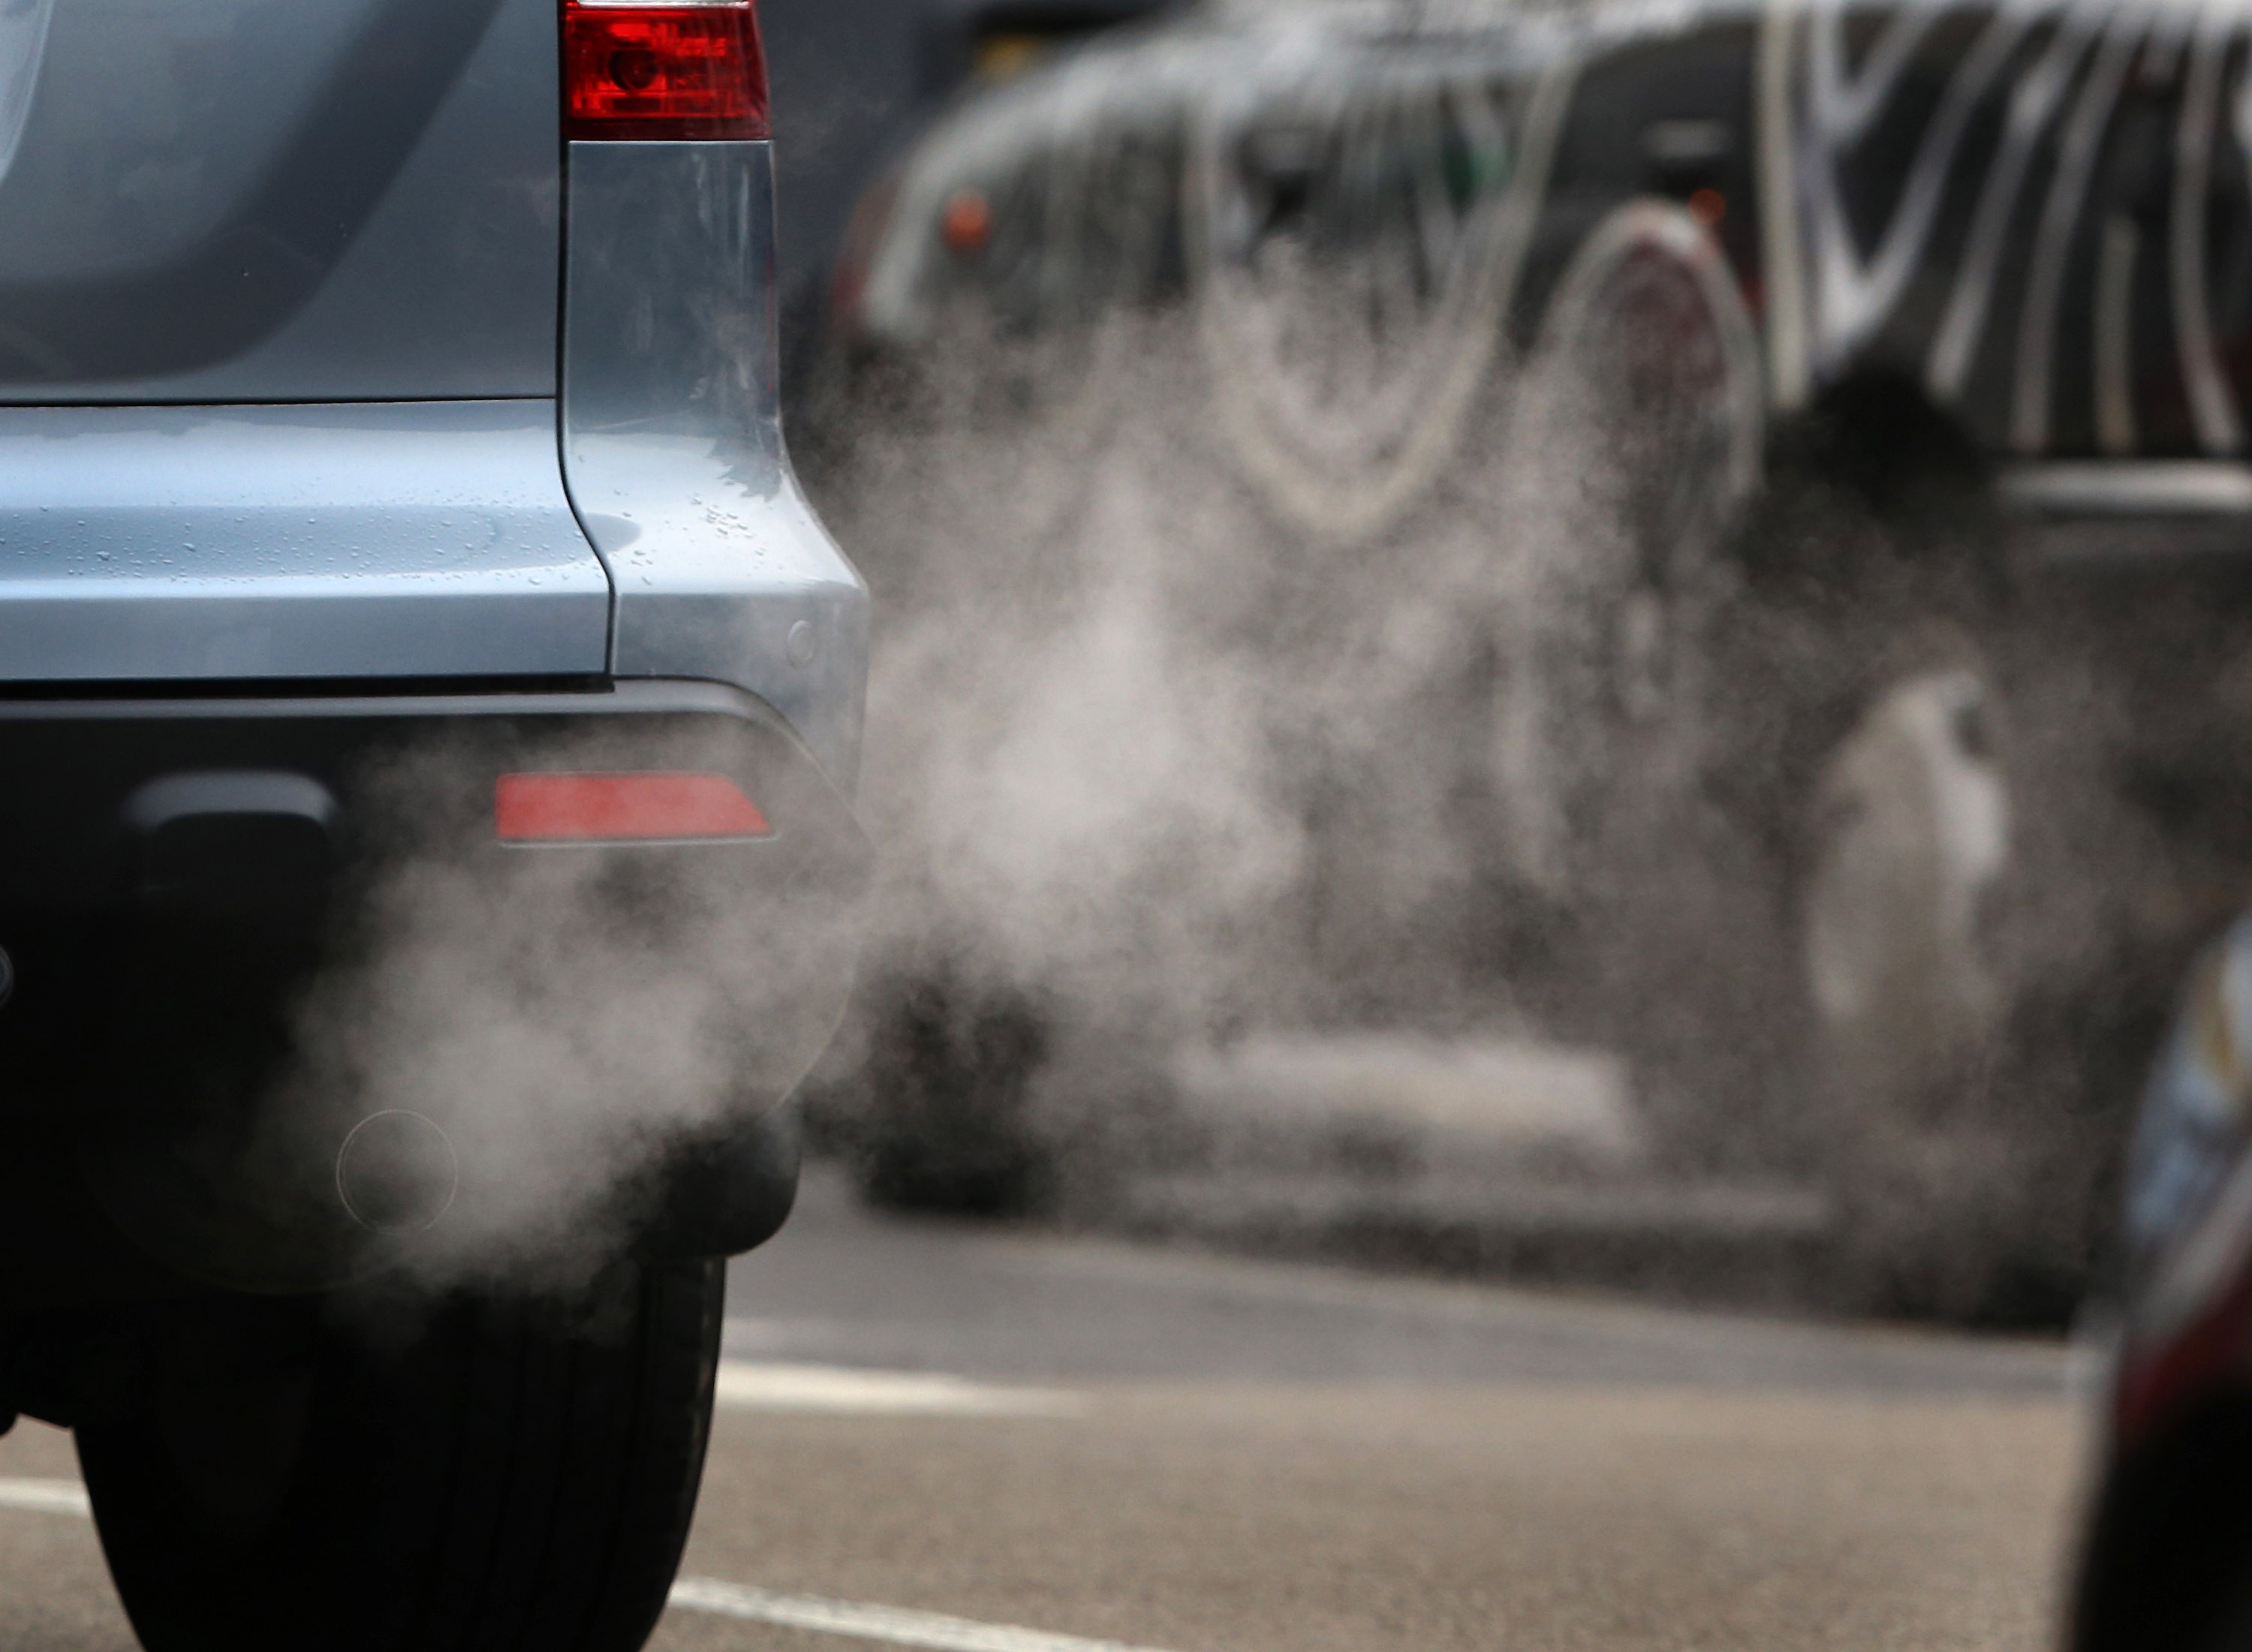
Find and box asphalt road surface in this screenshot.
[0,1165,2096,1652]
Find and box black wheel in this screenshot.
[1484,198,1790,1158]
[1791,582,2166,1320]
[1484,203,2159,1314]
[77,1259,723,1652]
[1717,386,2181,1321]
[848,967,1052,1217]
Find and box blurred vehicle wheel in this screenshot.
[849,970,1052,1216]
[77,1261,721,1652]
[1490,203,2145,1318]
[1799,648,2023,1312]
[1796,613,2151,1321]
[1802,663,2010,1070]
[1486,199,1793,1157]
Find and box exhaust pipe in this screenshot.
[336,1111,458,1235]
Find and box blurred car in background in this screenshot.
[2074,915,2252,1652]
[821,0,2252,1320]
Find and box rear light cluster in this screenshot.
[496,772,772,844]
[563,0,769,141]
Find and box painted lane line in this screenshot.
[668,1577,1177,1652]
[0,1478,89,1517]
[714,1361,1085,1418]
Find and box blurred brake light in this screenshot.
[563,0,769,142]
[495,772,772,843]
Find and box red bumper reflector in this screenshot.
[495,772,771,843]
[563,0,769,141]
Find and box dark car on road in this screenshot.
[2075,912,2252,1652]
[0,3,868,1648]
[829,0,2252,1319]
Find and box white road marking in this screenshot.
[0,1478,88,1517]
[714,1361,1085,1418]
[668,1577,1176,1652]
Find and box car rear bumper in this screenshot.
[0,402,615,686]
[0,676,869,1300]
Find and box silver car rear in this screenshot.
[0,0,864,781]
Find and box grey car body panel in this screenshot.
[563,141,869,791]
[0,0,558,399]
[0,401,610,682]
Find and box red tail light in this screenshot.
[563,0,769,141]
[495,772,772,844]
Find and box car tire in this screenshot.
[847,968,1052,1217]
[1481,198,1794,1157]
[1486,202,2149,1313]
[76,1260,723,1652]
[1794,601,2160,1320]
